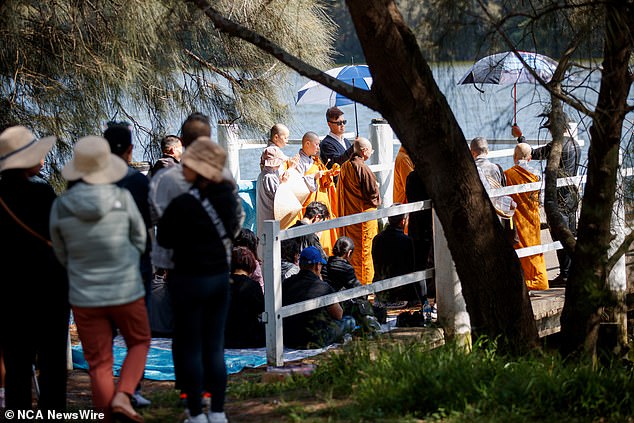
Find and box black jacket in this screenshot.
[158,180,242,276]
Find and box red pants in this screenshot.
[73,298,150,412]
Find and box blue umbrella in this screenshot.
[296,65,373,135]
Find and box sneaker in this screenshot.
[131,390,152,407]
[179,392,188,407]
[202,392,211,407]
[184,412,209,423]
[207,411,228,423]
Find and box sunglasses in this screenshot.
[329,120,347,126]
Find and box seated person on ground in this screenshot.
[372,207,418,308]
[225,246,265,348]
[282,246,355,349]
[323,236,379,333]
[288,201,329,259]
[281,238,300,282]
[235,228,264,292]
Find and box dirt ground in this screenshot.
[65,368,293,422]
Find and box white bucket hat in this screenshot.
[62,136,127,184]
[0,126,56,172]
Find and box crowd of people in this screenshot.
[0,106,579,422]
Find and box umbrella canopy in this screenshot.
[296,65,372,106]
[458,51,558,129]
[458,51,557,86]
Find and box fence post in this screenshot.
[607,151,628,346]
[262,219,284,366]
[217,121,241,181]
[368,118,394,210]
[432,209,472,349]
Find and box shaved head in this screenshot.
[514,142,532,162]
[353,137,372,154]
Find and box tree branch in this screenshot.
[184,49,242,85]
[606,229,634,274]
[185,0,381,111]
[475,0,595,119]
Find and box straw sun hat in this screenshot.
[181,137,227,182]
[62,136,128,184]
[0,126,56,172]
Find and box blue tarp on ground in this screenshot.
[72,319,398,381]
[71,337,333,381]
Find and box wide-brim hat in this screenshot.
[181,137,226,183]
[62,136,128,184]
[0,126,56,172]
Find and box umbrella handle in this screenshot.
[513,83,517,125]
[353,78,359,137]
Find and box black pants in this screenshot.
[169,272,230,416]
[1,289,69,412]
[553,206,577,278]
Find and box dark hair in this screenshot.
[326,106,344,122]
[235,228,260,260]
[305,201,329,220]
[281,238,300,262]
[103,122,132,156]
[160,135,181,152]
[181,112,211,147]
[332,236,354,257]
[231,246,257,274]
[387,203,407,227]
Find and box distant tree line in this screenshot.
[326,0,604,63]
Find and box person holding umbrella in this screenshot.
[319,107,354,174]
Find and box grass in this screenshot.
[225,337,634,422]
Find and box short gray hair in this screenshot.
[470,137,489,156]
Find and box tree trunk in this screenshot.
[559,0,633,357]
[346,0,539,352]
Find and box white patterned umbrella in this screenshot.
[458,51,558,125]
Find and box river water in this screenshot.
[137,63,630,181]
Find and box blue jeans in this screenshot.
[169,272,230,415]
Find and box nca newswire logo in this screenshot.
[4,409,105,420]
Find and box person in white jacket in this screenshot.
[50,136,149,423]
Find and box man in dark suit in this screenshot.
[319,106,354,171]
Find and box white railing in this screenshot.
[260,172,616,366]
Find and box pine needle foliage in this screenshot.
[0,0,333,168]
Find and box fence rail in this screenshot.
[260,171,620,366]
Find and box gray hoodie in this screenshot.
[50,183,146,307]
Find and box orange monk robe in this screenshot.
[300,158,340,256]
[393,146,414,234]
[337,154,381,285]
[393,146,414,204]
[504,164,549,290]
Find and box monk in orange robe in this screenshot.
[337,137,381,285]
[290,132,340,255]
[504,143,548,290]
[393,146,414,204]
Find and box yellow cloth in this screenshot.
[293,158,340,256]
[504,165,549,290]
[393,146,414,204]
[337,156,381,285]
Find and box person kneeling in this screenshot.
[282,247,355,349]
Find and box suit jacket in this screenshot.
[319,134,353,169]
